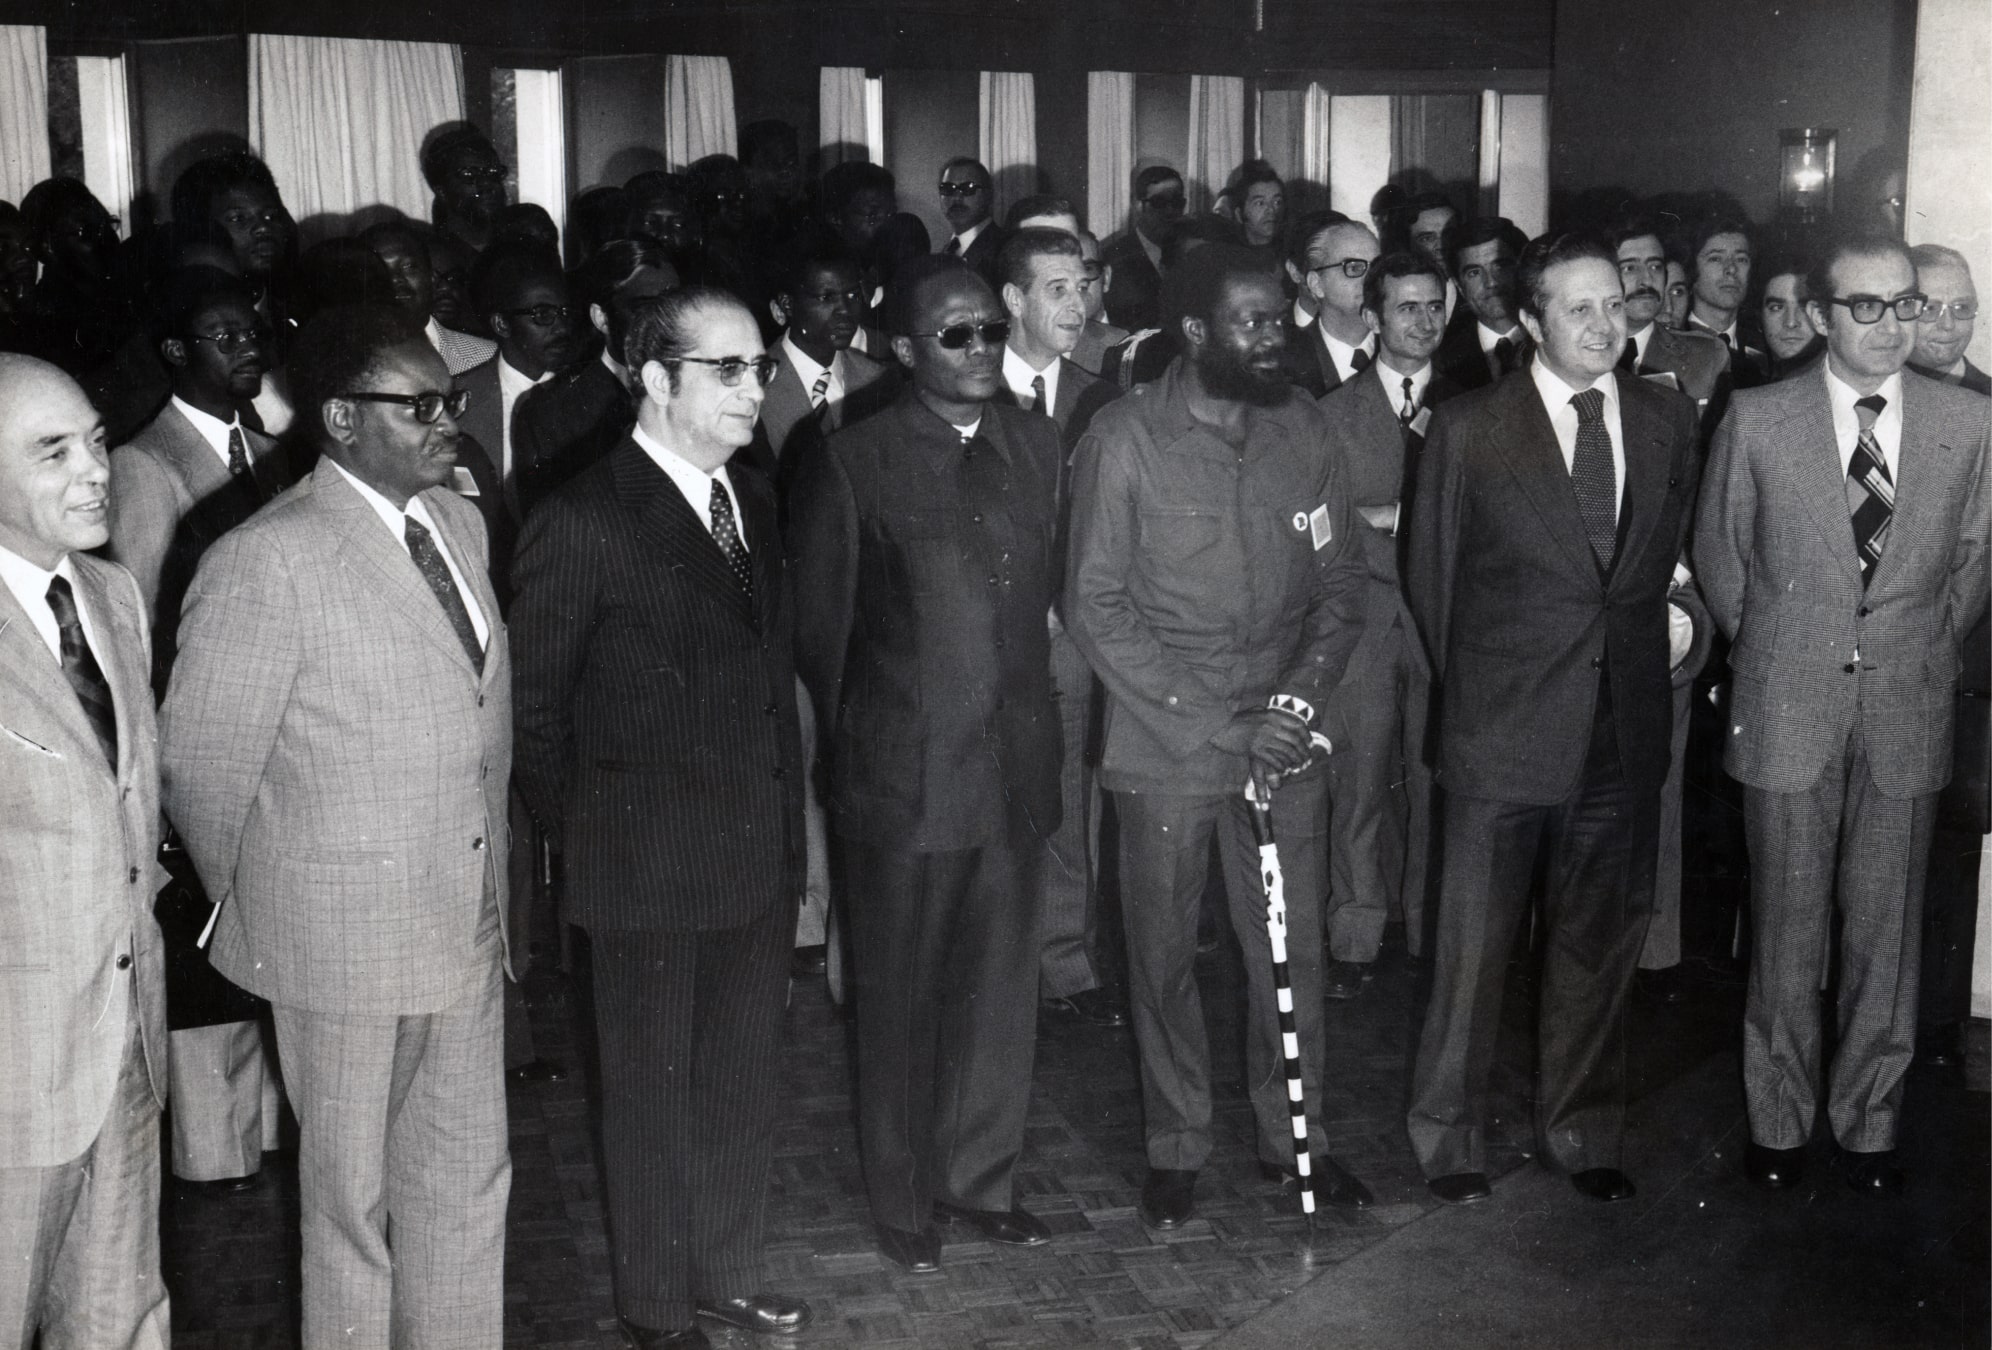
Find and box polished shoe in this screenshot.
[696,1293,813,1334]
[1744,1141,1806,1190]
[934,1201,1051,1246]
[1140,1167,1198,1229]
[1040,988,1128,1028]
[1636,966,1689,1006]
[506,1057,568,1085]
[181,1172,261,1196]
[1841,1148,1906,1194]
[876,1223,941,1272]
[1427,1171,1492,1205]
[1569,1167,1636,1202]
[1321,957,1373,1001]
[619,1319,710,1350]
[1259,1156,1373,1208]
[790,944,829,979]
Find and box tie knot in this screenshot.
[404,515,433,548]
[1570,387,1606,424]
[45,573,78,626]
[1350,347,1372,373]
[1854,393,1886,432]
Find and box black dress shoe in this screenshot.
[790,944,828,978]
[620,1319,710,1350]
[696,1293,812,1334]
[1427,1171,1492,1204]
[180,1172,261,1196]
[1841,1149,1906,1193]
[1744,1141,1806,1189]
[1321,958,1373,1001]
[1140,1168,1198,1228]
[876,1223,941,1272]
[1569,1167,1636,1202]
[1259,1156,1373,1208]
[934,1201,1051,1245]
[1041,988,1129,1028]
[506,1057,568,1085]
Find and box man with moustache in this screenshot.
[1687,217,1768,385]
[1610,218,1730,420]
[1697,235,1989,1194]
[1066,246,1372,1229]
[423,123,509,257]
[936,158,1006,282]
[1435,217,1531,391]
[1908,244,1988,394]
[0,354,172,1350]
[1404,233,1701,1206]
[1317,251,1461,986]
[789,256,1063,1272]
[1284,216,1382,397]
[161,306,513,1348]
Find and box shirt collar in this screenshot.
[325,456,442,542]
[631,422,734,507]
[1477,319,1523,353]
[0,541,77,609]
[1824,362,1905,427]
[170,396,241,459]
[780,332,834,389]
[1531,356,1621,418]
[1292,297,1316,328]
[952,219,989,253]
[1318,325,1375,371]
[1002,344,1061,407]
[1374,355,1433,406]
[497,355,545,399]
[1628,321,1656,364]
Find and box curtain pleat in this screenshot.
[1087,72,1135,238]
[819,67,871,167]
[979,71,1037,217]
[1186,75,1244,216]
[664,55,737,169]
[1,25,51,203]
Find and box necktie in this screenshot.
[1568,388,1618,570]
[1618,337,1638,373]
[1847,394,1893,587]
[945,236,962,257]
[709,478,754,601]
[1399,376,1417,424]
[1350,346,1373,375]
[1030,374,1048,415]
[226,423,266,506]
[403,517,484,671]
[45,575,119,768]
[809,369,831,409]
[1491,336,1515,379]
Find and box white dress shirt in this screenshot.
[171,396,250,469]
[1627,322,1658,368]
[326,458,490,646]
[1292,297,1316,329]
[781,333,846,413]
[946,220,990,257]
[0,545,103,663]
[496,356,548,485]
[1825,365,1904,479]
[1531,358,1626,515]
[1320,328,1377,385]
[1477,320,1525,354]
[631,425,748,550]
[1374,357,1433,415]
[1001,345,1062,413]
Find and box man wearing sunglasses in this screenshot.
[789,255,1064,1274]
[1103,165,1186,332]
[935,157,1006,284]
[162,304,514,1350]
[1698,233,1990,1196]
[1283,216,1381,397]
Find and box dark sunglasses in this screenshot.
[1826,294,1927,325]
[189,326,270,355]
[938,181,988,198]
[450,166,508,186]
[907,319,1011,350]
[341,389,471,423]
[668,355,781,387]
[1141,192,1187,215]
[505,303,578,326]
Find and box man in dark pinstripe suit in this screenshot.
[511,288,811,1349]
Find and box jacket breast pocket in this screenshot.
[881,510,956,597]
[1139,508,1222,566]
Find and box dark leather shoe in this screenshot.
[1427,1171,1492,1204]
[1041,988,1128,1028]
[620,1319,710,1350]
[876,1223,941,1272]
[181,1172,261,1196]
[1259,1156,1373,1208]
[1744,1141,1806,1190]
[696,1293,812,1334]
[1321,957,1372,1001]
[506,1057,567,1085]
[1841,1149,1905,1193]
[1140,1168,1198,1229]
[934,1201,1051,1246]
[1569,1167,1636,1202]
[790,944,828,978]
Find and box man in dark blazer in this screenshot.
[1611,218,1732,428]
[759,239,896,487]
[1404,232,1701,1207]
[1435,217,1532,393]
[788,256,1063,1273]
[1102,166,1183,333]
[1908,244,1990,395]
[1696,235,1990,1194]
[458,243,580,539]
[1282,217,1381,398]
[1317,252,1461,989]
[936,158,1007,283]
[511,289,812,1349]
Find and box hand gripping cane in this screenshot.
[1245,778,1316,1222]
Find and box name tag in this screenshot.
[1409,406,1432,438]
[1641,370,1681,393]
[449,467,482,497]
[1308,504,1332,550]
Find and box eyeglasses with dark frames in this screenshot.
[188,326,270,355]
[1309,258,1371,280]
[1825,293,1927,324]
[340,389,472,423]
[905,320,1011,349]
[504,303,578,326]
[666,355,781,387]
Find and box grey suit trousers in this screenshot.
[1639,679,1696,970]
[272,948,509,1350]
[0,1006,168,1350]
[1741,726,1937,1153]
[1040,625,1105,998]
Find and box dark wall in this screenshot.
[1550,0,1916,224]
[567,54,668,192]
[127,36,247,227]
[884,68,978,246]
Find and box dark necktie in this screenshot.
[1399,376,1417,425]
[1618,337,1639,372]
[1349,346,1372,375]
[402,517,484,671]
[1491,336,1515,379]
[226,423,266,506]
[945,236,963,257]
[809,369,831,409]
[709,478,754,601]
[1847,394,1893,587]
[45,575,119,768]
[1568,388,1618,570]
[1030,373,1048,415]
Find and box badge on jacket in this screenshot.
[1307,504,1332,550]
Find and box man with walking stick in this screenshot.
[1065,245,1373,1230]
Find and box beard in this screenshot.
[1198,343,1289,407]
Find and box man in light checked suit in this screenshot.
[1696,233,1990,1194]
[161,305,514,1348]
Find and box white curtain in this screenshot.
[1187,75,1244,215]
[1495,93,1550,238]
[1327,94,1391,221]
[819,67,872,166]
[1,25,50,204]
[1301,82,1332,190]
[664,55,737,169]
[1087,72,1135,237]
[249,35,462,227]
[979,71,1037,217]
[1907,0,1992,375]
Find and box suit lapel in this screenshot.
[764,359,811,442]
[1867,376,1950,595]
[615,441,756,622]
[316,465,484,676]
[0,580,108,773]
[68,559,149,783]
[155,405,233,503]
[1487,375,1603,583]
[417,487,504,684]
[1782,380,1864,583]
[1611,378,1673,585]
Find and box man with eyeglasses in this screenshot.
[460,244,580,545]
[511,287,812,1348]
[1907,244,1988,395]
[1104,165,1186,332]
[161,304,514,1349]
[1698,233,1991,1196]
[359,220,498,377]
[422,123,509,257]
[789,255,1064,1273]
[1066,245,1372,1230]
[1282,216,1381,397]
[1435,216,1532,391]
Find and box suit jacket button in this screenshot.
[1843,662,1857,673]
[477,694,486,707]
[1858,606,1871,617]
[128,866,138,884]
[472,836,486,850]
[972,513,983,523]
[772,765,786,779]
[765,702,779,715]
[1590,656,1603,670]
[116,954,132,970]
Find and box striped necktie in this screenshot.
[45,575,119,768]
[1846,394,1893,587]
[809,369,831,409]
[1568,388,1618,570]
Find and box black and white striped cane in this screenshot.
[1245,780,1315,1222]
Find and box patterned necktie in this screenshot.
[226,423,265,505]
[809,369,831,409]
[1350,346,1373,375]
[1618,337,1639,373]
[1399,376,1417,425]
[1847,394,1893,587]
[403,517,484,671]
[709,478,754,601]
[45,575,118,768]
[1030,374,1048,415]
[1568,388,1618,570]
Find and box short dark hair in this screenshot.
[867,212,933,288]
[624,285,751,371]
[622,171,693,229]
[420,123,498,190]
[1806,233,1914,314]
[1004,194,1077,230]
[1287,209,1353,271]
[1135,165,1182,199]
[738,120,798,168]
[289,239,395,324]
[169,151,280,231]
[357,218,428,257]
[1755,249,1812,296]
[468,242,565,319]
[882,254,984,337]
[1362,250,1448,316]
[940,157,991,184]
[1230,159,1282,196]
[288,304,425,444]
[1444,215,1530,278]
[1515,231,1617,320]
[1689,214,1752,262]
[1605,213,1669,256]
[1907,242,1970,274]
[18,177,106,243]
[490,202,559,252]
[997,227,1084,292]
[821,161,896,218]
[1383,190,1456,249]
[154,264,258,346]
[776,233,861,297]
[566,185,628,266]
[573,236,674,312]
[1163,242,1275,333]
